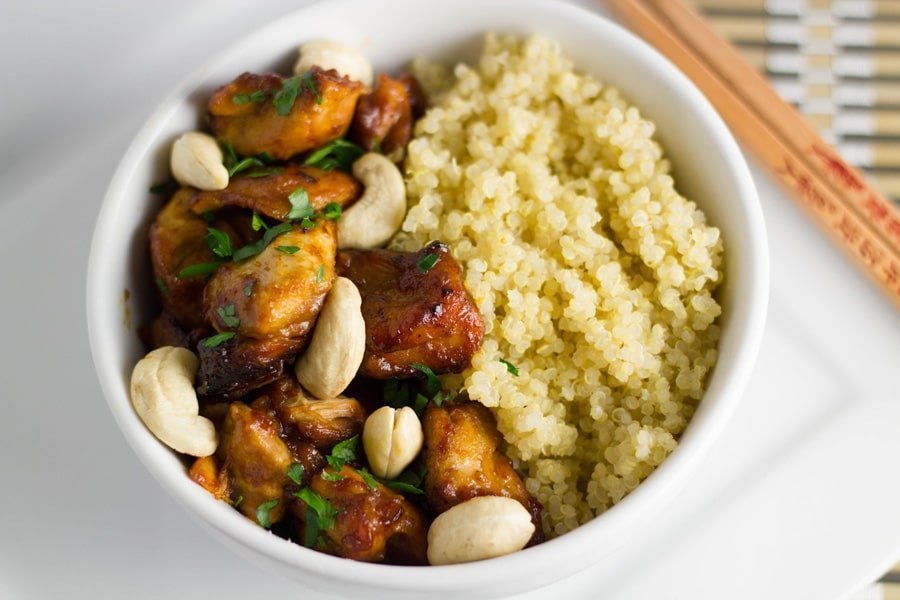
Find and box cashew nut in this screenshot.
[362,406,423,479]
[294,277,366,399]
[130,346,218,457]
[426,496,535,565]
[294,40,373,88]
[338,153,406,249]
[170,132,229,191]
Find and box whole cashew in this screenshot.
[170,132,229,191]
[338,153,407,249]
[363,406,423,479]
[294,40,373,88]
[294,277,366,400]
[130,346,218,457]
[426,496,535,565]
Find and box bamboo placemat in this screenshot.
[695,0,900,206]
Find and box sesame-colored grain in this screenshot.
[395,34,724,537]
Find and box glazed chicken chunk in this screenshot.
[266,376,365,450]
[191,164,361,221]
[350,73,425,157]
[423,400,542,537]
[209,68,363,160]
[297,466,428,564]
[337,241,485,378]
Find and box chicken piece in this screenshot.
[422,401,542,537]
[196,335,303,400]
[149,188,222,329]
[398,73,427,119]
[188,455,231,501]
[203,221,337,340]
[218,401,293,524]
[209,68,363,160]
[297,466,428,564]
[266,376,365,449]
[337,241,485,378]
[350,74,414,156]
[191,164,361,222]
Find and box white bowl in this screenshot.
[86,0,768,597]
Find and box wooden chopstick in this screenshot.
[606,0,900,309]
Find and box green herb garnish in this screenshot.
[381,465,426,495]
[296,488,339,547]
[178,262,221,279]
[273,75,303,116]
[201,210,216,223]
[243,282,254,297]
[320,470,344,482]
[326,435,359,471]
[303,139,364,171]
[299,216,316,230]
[301,71,322,104]
[204,227,233,258]
[413,393,429,418]
[416,252,440,273]
[258,151,275,164]
[202,332,235,348]
[500,358,519,376]
[383,379,413,409]
[251,212,268,232]
[233,495,243,507]
[154,276,169,296]
[232,89,267,105]
[357,468,379,491]
[256,499,279,528]
[316,264,325,282]
[286,187,313,221]
[227,156,266,178]
[411,363,442,397]
[232,222,293,261]
[276,245,300,254]
[287,462,305,485]
[220,140,238,169]
[322,202,342,220]
[217,303,240,328]
[245,166,283,178]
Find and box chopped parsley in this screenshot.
[232,89,267,105]
[275,245,300,254]
[413,393,429,417]
[326,435,359,471]
[287,462,305,485]
[285,187,313,221]
[383,379,414,409]
[303,139,364,171]
[203,331,235,348]
[295,488,339,547]
[243,282,254,297]
[272,72,319,116]
[321,202,342,220]
[320,470,344,482]
[416,252,440,273]
[500,358,520,376]
[251,212,268,232]
[154,276,169,296]
[316,264,325,282]
[298,216,316,230]
[232,221,293,262]
[380,464,426,495]
[204,227,233,258]
[233,495,244,507]
[244,166,282,178]
[178,261,220,279]
[411,363,442,397]
[227,156,266,178]
[256,499,279,528]
[200,211,216,223]
[219,140,238,169]
[357,468,379,491]
[258,151,275,164]
[217,303,240,328]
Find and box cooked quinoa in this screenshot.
[392,34,724,537]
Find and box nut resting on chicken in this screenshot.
[130,346,218,457]
[293,276,366,399]
[426,496,535,565]
[294,40,374,88]
[169,132,229,191]
[362,406,424,479]
[337,153,407,249]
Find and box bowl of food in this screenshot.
[86,0,768,596]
